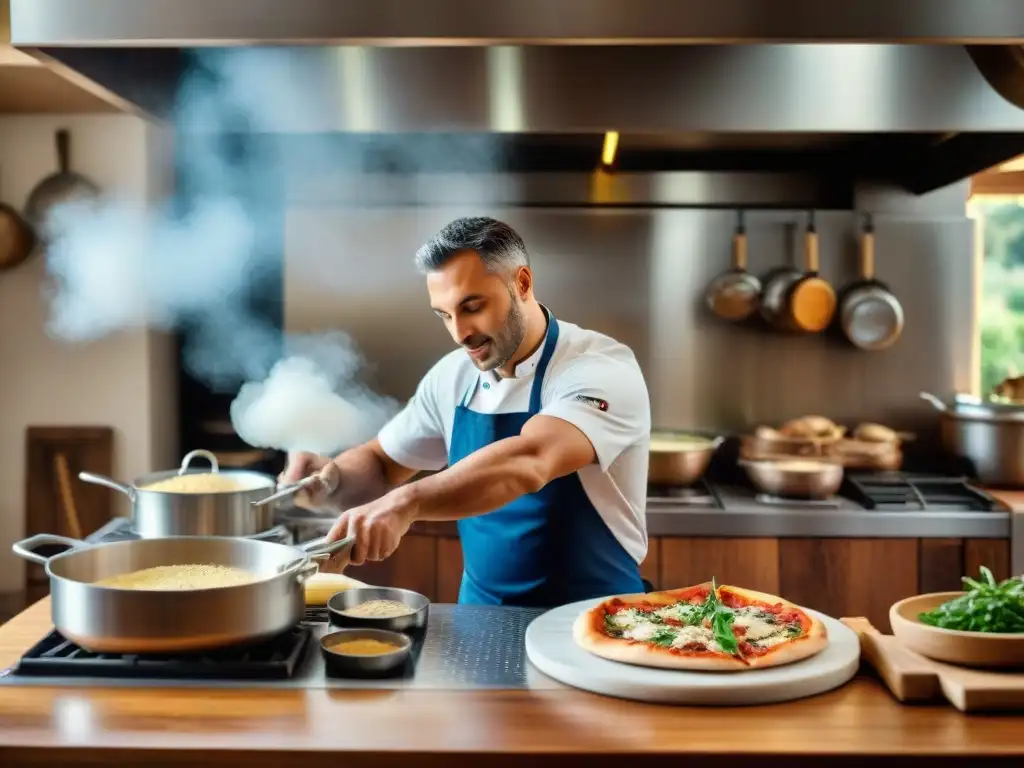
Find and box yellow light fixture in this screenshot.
[601,131,620,167]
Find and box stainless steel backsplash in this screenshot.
[285,190,974,436]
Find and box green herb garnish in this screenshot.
[650,629,677,647]
[917,566,1024,634]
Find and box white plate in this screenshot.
[525,597,861,705]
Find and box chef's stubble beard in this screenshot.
[483,289,527,373]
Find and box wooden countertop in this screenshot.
[0,600,1022,766]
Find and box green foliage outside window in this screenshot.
[976,199,1024,394]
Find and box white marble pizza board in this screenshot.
[525,598,861,706]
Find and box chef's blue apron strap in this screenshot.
[528,315,560,414]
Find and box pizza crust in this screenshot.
[572,583,830,672]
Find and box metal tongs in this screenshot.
[251,474,320,507]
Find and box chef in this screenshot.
[283,216,651,607]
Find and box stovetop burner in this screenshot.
[754,493,841,509]
[6,608,327,680]
[647,478,722,507]
[842,472,999,512]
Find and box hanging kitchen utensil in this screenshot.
[758,224,805,328]
[778,210,837,333]
[0,167,36,271]
[23,128,101,242]
[705,210,762,321]
[838,213,905,351]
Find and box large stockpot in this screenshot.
[78,449,278,538]
[920,392,1024,487]
[648,431,724,486]
[11,532,354,654]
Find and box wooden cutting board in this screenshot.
[841,617,1024,712]
[24,426,114,588]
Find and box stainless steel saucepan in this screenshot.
[78,449,279,538]
[648,431,725,486]
[11,532,354,653]
[920,391,1024,487]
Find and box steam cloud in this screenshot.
[38,48,475,455]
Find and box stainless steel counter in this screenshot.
[644,502,1009,539]
[281,500,1011,542]
[1,604,559,692]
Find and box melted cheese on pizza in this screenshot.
[603,600,804,656]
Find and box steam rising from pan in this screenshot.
[37,48,511,453]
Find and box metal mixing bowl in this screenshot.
[327,586,430,633]
[320,628,412,677]
[739,458,844,500]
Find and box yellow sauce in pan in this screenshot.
[326,638,402,656]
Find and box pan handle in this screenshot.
[804,210,820,274]
[732,210,748,271]
[11,533,86,565]
[179,449,219,475]
[919,392,950,413]
[78,471,136,501]
[860,213,876,281]
[301,534,356,561]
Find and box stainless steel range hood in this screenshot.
[10,0,1024,195]
[9,0,1024,45]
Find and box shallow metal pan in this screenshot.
[11,532,354,654]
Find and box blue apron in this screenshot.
[448,311,644,608]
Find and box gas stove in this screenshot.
[13,615,318,680]
[1,605,553,690]
[647,478,722,508]
[648,471,1001,513]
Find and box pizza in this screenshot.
[572,581,828,671]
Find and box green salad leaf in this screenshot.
[917,566,1024,634]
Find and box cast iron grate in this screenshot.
[12,625,312,680]
[843,472,998,511]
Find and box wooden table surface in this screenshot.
[0,599,1022,766]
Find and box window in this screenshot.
[968,193,1024,395]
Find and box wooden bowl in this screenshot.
[889,592,1024,668]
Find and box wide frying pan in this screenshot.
[0,168,36,271]
[782,211,837,333]
[838,213,905,350]
[705,210,762,321]
[24,128,101,241]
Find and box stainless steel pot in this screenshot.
[739,458,844,500]
[11,532,354,654]
[78,449,279,538]
[648,431,724,486]
[920,391,1024,487]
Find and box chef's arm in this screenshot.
[327,439,420,508]
[397,415,596,522]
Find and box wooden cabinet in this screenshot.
[345,533,1011,632]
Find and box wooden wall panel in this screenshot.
[436,537,464,603]
[661,538,780,594]
[964,539,1011,583]
[344,535,439,601]
[779,539,918,632]
[639,537,661,590]
[918,538,964,594]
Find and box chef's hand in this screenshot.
[279,451,340,510]
[325,492,415,566]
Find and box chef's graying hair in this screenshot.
[415,217,529,276]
